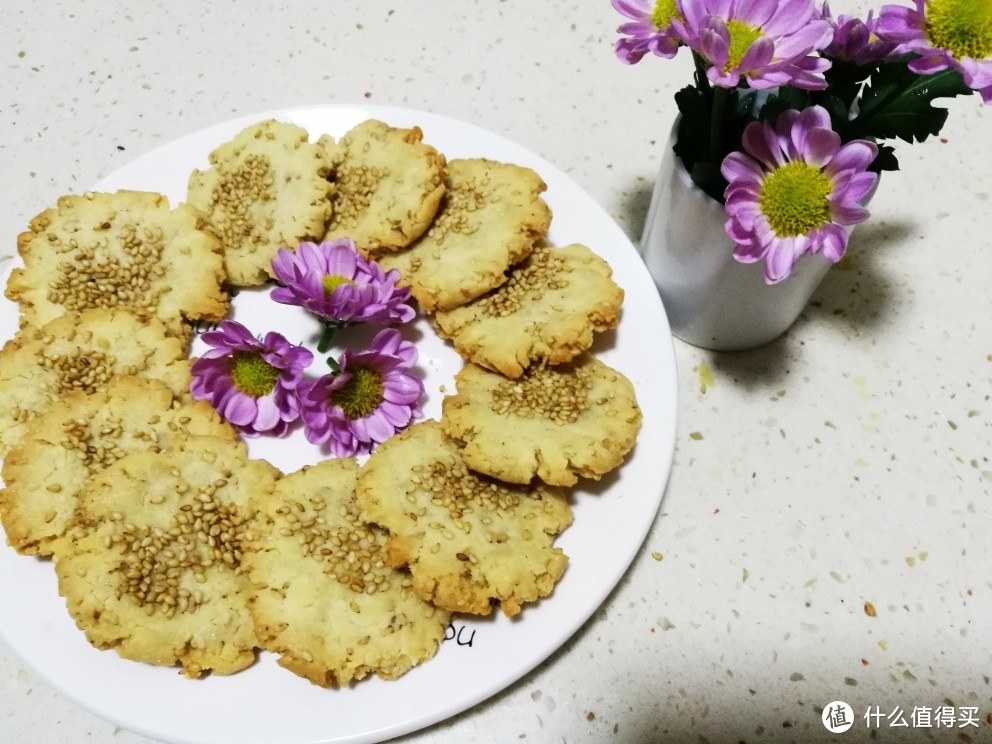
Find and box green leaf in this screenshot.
[851,62,973,144]
[869,143,899,173]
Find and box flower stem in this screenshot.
[326,355,341,375]
[317,322,338,354]
[692,51,710,89]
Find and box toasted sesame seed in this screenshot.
[489,363,592,424]
[478,244,571,318]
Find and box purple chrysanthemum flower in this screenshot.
[270,239,415,325]
[670,0,833,89]
[821,2,900,66]
[190,320,314,437]
[612,0,684,63]
[721,106,878,284]
[877,0,992,103]
[298,329,423,457]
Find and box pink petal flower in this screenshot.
[877,1,992,102]
[300,329,423,455]
[676,0,830,87]
[612,0,684,63]
[270,239,415,325]
[190,320,313,437]
[720,105,877,284]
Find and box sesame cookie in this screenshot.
[0,377,235,556]
[322,119,446,257]
[0,308,191,457]
[5,190,228,332]
[430,243,623,378]
[187,119,339,286]
[244,458,449,687]
[376,158,552,312]
[356,420,572,617]
[441,356,642,486]
[53,436,278,678]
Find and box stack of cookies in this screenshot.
[0,116,642,687]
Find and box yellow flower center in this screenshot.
[229,351,279,398]
[652,0,682,29]
[725,20,763,71]
[330,366,384,419]
[758,162,834,237]
[322,274,355,298]
[926,0,992,60]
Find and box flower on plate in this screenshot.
[298,328,423,457]
[612,0,685,63]
[877,0,992,103]
[190,320,313,436]
[721,105,878,284]
[670,0,834,89]
[821,3,900,66]
[270,239,415,326]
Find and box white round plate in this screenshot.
[0,105,678,744]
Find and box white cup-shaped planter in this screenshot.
[639,127,865,351]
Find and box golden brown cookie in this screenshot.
[322,119,446,257]
[187,119,339,286]
[377,158,552,312]
[430,243,623,378]
[0,377,236,556]
[441,356,641,486]
[356,420,572,617]
[0,308,191,457]
[5,190,228,332]
[243,458,449,687]
[53,436,278,677]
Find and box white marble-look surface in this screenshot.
[1,1,990,742]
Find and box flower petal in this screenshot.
[764,238,798,283]
[739,36,775,73]
[222,393,258,427]
[363,410,395,443]
[825,140,878,176]
[736,0,778,27]
[830,201,871,225]
[802,127,841,167]
[253,394,283,432]
[819,223,849,262]
[721,151,765,184]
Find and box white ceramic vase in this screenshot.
[640,130,846,351]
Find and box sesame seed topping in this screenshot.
[209,154,274,249]
[490,364,592,424]
[424,176,492,245]
[111,479,251,617]
[478,244,570,318]
[273,495,393,598]
[413,459,520,522]
[46,225,166,314]
[329,164,390,230]
[39,349,131,396]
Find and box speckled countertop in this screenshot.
[1,1,990,743]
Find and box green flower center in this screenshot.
[725,20,763,71]
[926,0,992,60]
[330,366,384,419]
[758,162,834,237]
[229,351,279,398]
[322,274,355,298]
[651,0,682,29]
